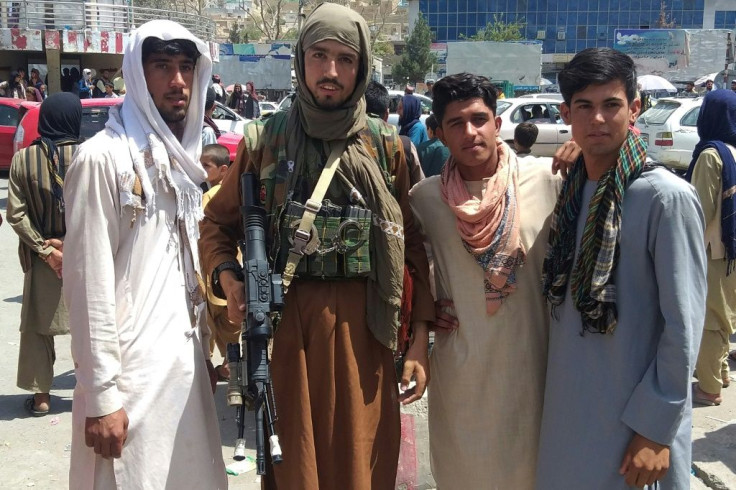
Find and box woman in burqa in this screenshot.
[398,93,428,146]
[6,92,82,416]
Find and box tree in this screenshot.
[392,12,436,86]
[248,0,286,41]
[373,39,395,58]
[462,13,526,42]
[655,1,677,28]
[228,23,263,43]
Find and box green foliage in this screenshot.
[393,13,437,85]
[373,40,395,58]
[228,24,263,44]
[461,13,526,42]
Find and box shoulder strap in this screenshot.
[281,140,347,292]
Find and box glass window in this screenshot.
[80,107,113,141]
[496,100,512,116]
[680,106,701,127]
[0,104,19,127]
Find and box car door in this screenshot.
[513,103,559,156]
[673,105,700,168]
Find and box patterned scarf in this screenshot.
[542,131,647,334]
[440,138,525,315]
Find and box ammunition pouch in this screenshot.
[276,200,372,279]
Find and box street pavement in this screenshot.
[0,173,734,489]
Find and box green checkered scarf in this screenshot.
[542,131,647,334]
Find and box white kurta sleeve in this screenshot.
[620,183,706,445]
[63,146,124,418]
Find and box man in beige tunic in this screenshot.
[409,73,561,489]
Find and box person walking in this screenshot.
[6,93,81,417]
[398,94,428,146]
[688,90,736,406]
[199,4,434,488]
[63,20,227,489]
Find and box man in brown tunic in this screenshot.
[199,3,434,489]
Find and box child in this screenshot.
[513,122,539,156]
[199,144,238,380]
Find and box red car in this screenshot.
[0,98,29,171]
[12,97,241,165]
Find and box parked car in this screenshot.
[13,97,243,164]
[259,101,278,117]
[0,98,27,171]
[519,93,564,101]
[386,90,432,128]
[634,96,703,172]
[495,98,572,157]
[211,101,249,135]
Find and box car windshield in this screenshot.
[80,107,112,140]
[496,100,512,116]
[638,101,680,125]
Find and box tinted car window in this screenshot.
[638,101,680,125]
[213,104,237,121]
[0,104,19,127]
[80,106,112,140]
[680,106,700,127]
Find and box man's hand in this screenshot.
[206,359,218,394]
[85,408,129,459]
[433,299,459,332]
[45,249,63,279]
[44,238,64,252]
[551,140,581,179]
[221,270,247,324]
[619,432,670,488]
[398,321,430,405]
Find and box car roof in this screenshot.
[500,97,562,104]
[0,98,24,109]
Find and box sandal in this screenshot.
[24,396,49,417]
[693,384,722,406]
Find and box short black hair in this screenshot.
[205,86,216,111]
[365,81,390,117]
[425,114,439,132]
[558,48,637,106]
[104,81,114,88]
[514,122,538,149]
[201,144,230,167]
[141,37,200,64]
[432,73,498,125]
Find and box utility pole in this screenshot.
[297,0,304,33]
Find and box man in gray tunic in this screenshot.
[537,48,706,489]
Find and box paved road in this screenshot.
[0,174,260,489]
[0,172,734,489]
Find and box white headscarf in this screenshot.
[104,19,212,315]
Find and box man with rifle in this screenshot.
[199,3,435,488]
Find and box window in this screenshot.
[680,106,701,127]
[637,101,680,125]
[80,107,113,141]
[0,104,19,127]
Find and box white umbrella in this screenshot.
[694,72,720,85]
[637,74,676,92]
[539,77,553,86]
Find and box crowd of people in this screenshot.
[2,4,735,490]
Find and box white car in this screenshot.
[211,101,250,135]
[634,97,703,172]
[495,98,572,157]
[519,93,564,101]
[259,101,278,116]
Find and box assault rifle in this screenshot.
[226,172,284,475]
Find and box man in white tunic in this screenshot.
[409,73,562,489]
[537,48,705,489]
[63,20,227,489]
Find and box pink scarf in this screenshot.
[440,138,525,315]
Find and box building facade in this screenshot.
[408,0,735,60]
